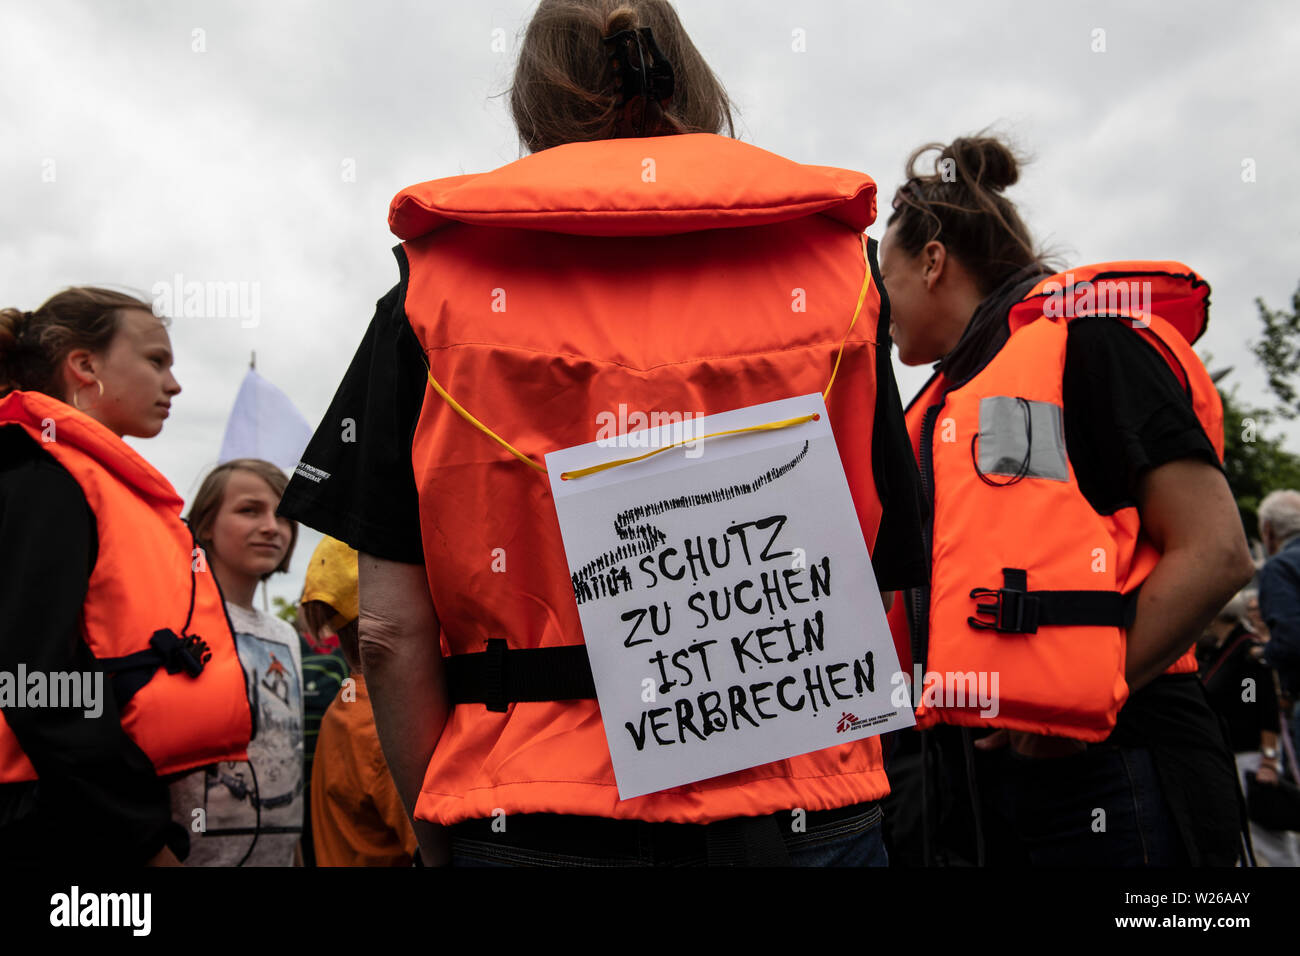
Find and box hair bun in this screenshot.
[604,5,639,36]
[943,136,1021,192]
[0,309,27,394]
[0,308,27,346]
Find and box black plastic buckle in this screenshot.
[967,587,1040,633]
[150,628,210,678]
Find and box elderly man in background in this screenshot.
[1257,489,1300,778]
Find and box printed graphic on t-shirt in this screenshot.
[202,630,304,839]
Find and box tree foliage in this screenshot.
[1250,281,1300,419]
[1211,281,1300,536]
[1217,374,1300,538]
[271,595,299,626]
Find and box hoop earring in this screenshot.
[71,379,104,411]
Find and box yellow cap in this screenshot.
[300,535,359,625]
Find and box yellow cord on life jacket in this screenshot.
[420,232,872,480]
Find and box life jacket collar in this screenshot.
[0,389,183,511]
[389,133,877,240]
[1011,262,1210,345]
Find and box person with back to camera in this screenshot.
[879,134,1256,865]
[278,0,928,866]
[0,288,253,865]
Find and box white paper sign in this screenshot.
[546,393,914,800]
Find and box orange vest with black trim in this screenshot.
[0,389,252,781]
[390,132,895,825]
[885,263,1220,741]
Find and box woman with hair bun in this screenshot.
[280,0,928,867]
[0,288,252,866]
[880,134,1256,865]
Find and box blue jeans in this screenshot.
[982,744,1187,866]
[785,807,889,867]
[449,803,888,867]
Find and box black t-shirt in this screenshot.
[279,247,931,593]
[1063,317,1236,864]
[0,425,188,864]
[1061,316,1221,513]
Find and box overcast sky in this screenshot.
[4,0,1298,610]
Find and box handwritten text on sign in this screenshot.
[547,393,913,800]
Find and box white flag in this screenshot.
[218,367,313,475]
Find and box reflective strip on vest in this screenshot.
[888,264,1220,740]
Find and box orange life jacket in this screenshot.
[885,264,1220,740]
[390,132,896,824]
[0,389,252,781]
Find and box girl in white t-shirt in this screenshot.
[170,459,304,866]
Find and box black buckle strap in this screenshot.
[445,639,597,713]
[968,568,1138,634]
[969,585,1040,632]
[153,629,211,677]
[98,628,211,706]
[482,638,507,713]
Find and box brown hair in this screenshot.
[0,287,159,400]
[186,459,298,580]
[886,134,1046,296]
[508,0,735,154]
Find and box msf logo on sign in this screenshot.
[836,711,869,733]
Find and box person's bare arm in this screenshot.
[1125,458,1256,690]
[357,553,450,865]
